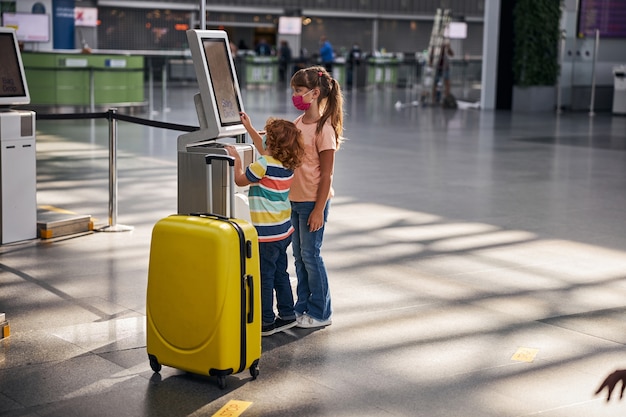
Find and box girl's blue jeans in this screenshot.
[290,200,332,321]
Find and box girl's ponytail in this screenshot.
[330,78,345,149]
[317,70,344,149]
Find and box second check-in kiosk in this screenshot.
[177,29,255,220]
[0,28,37,244]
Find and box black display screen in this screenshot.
[0,32,27,99]
[202,39,242,126]
[578,0,626,38]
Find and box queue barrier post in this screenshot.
[98,108,134,233]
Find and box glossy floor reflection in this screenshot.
[2,83,626,416]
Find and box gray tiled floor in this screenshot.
[2,83,626,416]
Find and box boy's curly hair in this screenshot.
[264,118,304,171]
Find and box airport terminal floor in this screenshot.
[1,83,626,416]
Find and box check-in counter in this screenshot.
[21,52,144,108]
[367,56,399,87]
[613,65,626,115]
[244,56,278,85]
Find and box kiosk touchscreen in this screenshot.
[0,27,30,106]
[0,27,37,243]
[179,29,246,144]
[177,30,253,219]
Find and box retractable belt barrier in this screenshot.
[36,111,199,132]
[36,109,199,232]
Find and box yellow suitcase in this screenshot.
[146,155,261,389]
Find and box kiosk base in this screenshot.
[0,312,9,339]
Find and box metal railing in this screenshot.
[36,109,199,232]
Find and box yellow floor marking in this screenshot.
[511,347,539,363]
[211,400,252,417]
[38,205,78,215]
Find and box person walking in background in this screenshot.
[289,66,344,329]
[226,114,305,336]
[278,40,292,83]
[255,38,271,56]
[237,39,249,51]
[319,36,334,73]
[347,43,362,89]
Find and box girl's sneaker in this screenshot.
[296,314,332,329]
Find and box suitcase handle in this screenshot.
[189,212,229,221]
[246,274,254,323]
[205,154,236,218]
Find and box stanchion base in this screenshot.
[97,224,134,233]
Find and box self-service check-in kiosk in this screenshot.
[613,65,626,115]
[177,30,255,220]
[0,28,37,244]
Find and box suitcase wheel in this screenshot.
[249,362,259,380]
[148,354,162,373]
[217,375,227,390]
[250,359,259,380]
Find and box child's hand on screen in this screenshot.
[239,112,251,129]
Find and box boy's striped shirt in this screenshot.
[245,155,294,242]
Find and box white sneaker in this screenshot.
[296,314,332,329]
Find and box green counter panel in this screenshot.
[56,70,90,105]
[245,56,278,84]
[22,53,145,107]
[23,69,57,105]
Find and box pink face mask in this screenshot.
[292,89,313,111]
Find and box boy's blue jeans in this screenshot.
[259,235,295,326]
[290,201,332,321]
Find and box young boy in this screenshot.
[225,113,304,336]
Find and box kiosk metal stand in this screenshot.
[177,117,254,219]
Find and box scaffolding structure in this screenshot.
[422,8,451,104]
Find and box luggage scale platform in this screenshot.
[37,207,93,239]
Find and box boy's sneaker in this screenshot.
[274,317,297,333]
[296,314,332,329]
[261,322,276,336]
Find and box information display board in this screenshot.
[2,12,50,42]
[578,0,626,38]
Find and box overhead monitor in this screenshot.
[0,27,31,107]
[445,22,467,39]
[75,7,98,27]
[278,16,302,35]
[182,29,246,144]
[2,12,50,42]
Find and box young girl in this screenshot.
[226,115,304,336]
[289,66,344,329]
